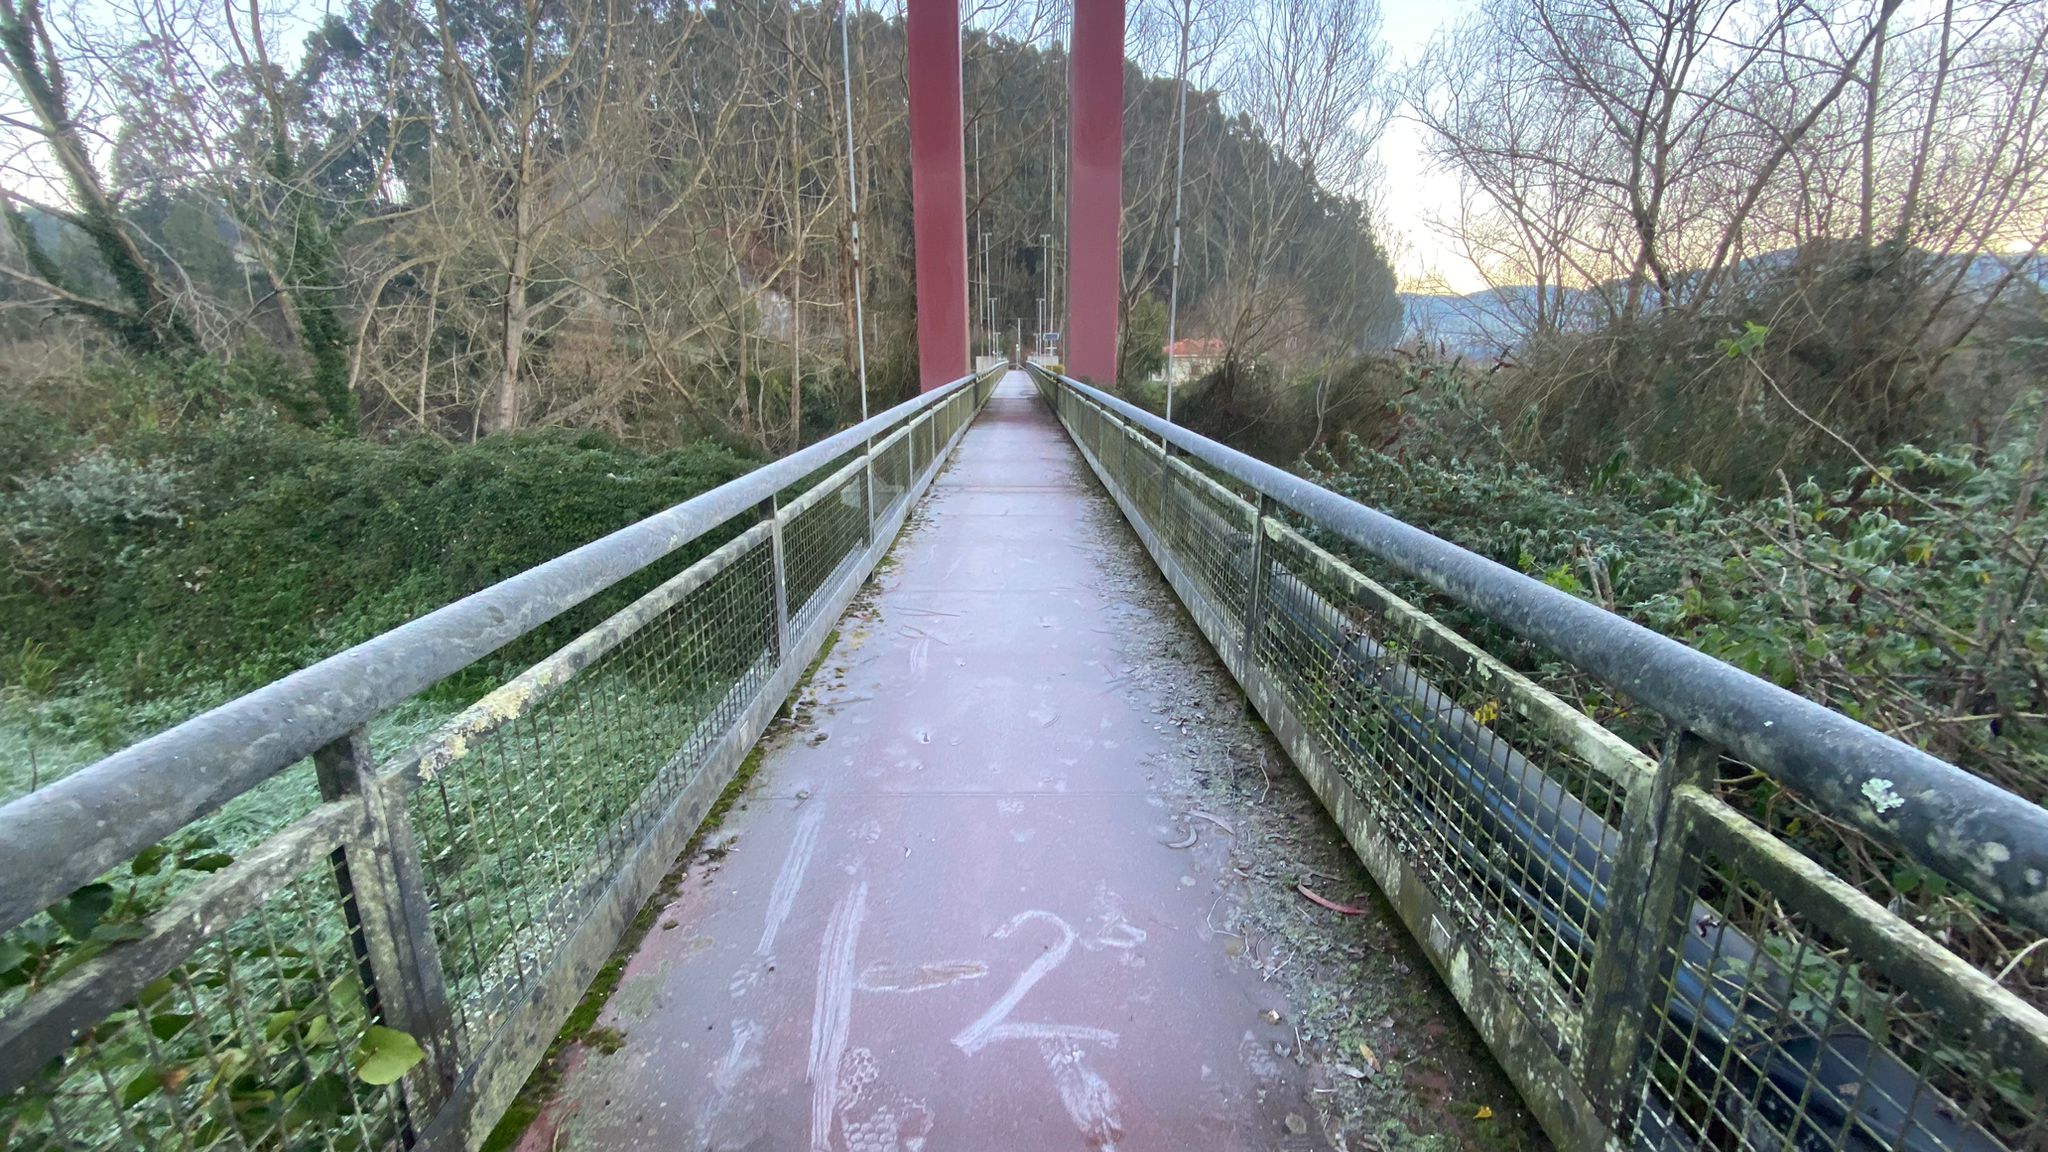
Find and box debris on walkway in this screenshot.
[1297,883,1367,916]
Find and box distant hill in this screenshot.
[1399,286,1574,358]
[1400,250,2045,359]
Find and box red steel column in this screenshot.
[907,0,970,391]
[1065,0,1124,385]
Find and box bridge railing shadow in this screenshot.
[1028,365,2047,1152]
[0,370,1003,1151]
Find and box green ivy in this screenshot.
[2,834,426,1150]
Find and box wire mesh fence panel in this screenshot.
[909,416,930,478]
[1251,522,1634,1054]
[1094,407,1119,466]
[0,858,410,1152]
[1153,457,1257,638]
[405,540,777,1054]
[783,470,871,637]
[1625,795,2045,1152]
[873,435,912,525]
[1114,427,1166,536]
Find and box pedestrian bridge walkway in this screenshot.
[525,371,1360,1150]
[2,370,2044,1152]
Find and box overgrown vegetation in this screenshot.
[1492,262,2048,494]
[1284,342,2048,1008]
[0,352,789,1150]
[0,828,429,1150]
[0,357,756,801]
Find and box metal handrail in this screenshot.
[0,374,982,934]
[1036,367,2048,935]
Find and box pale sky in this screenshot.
[1373,0,1484,294]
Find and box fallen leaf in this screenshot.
[1297,883,1365,915]
[1357,1041,1380,1073]
[1475,1106,1494,1120]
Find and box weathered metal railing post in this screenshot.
[1577,727,1718,1116]
[1152,435,1170,530]
[313,729,460,1118]
[763,495,792,660]
[862,436,878,547]
[1236,493,1272,672]
[1117,401,1130,487]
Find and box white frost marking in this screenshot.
[696,1018,763,1140]
[1100,921,1147,948]
[858,960,990,993]
[1039,1036,1124,1151]
[951,910,1076,1056]
[1082,886,1147,952]
[733,802,827,998]
[763,804,828,956]
[952,910,1121,1061]
[712,1018,762,1094]
[809,881,868,1152]
[980,1022,1121,1048]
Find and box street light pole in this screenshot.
[972,121,982,364]
[840,0,870,420]
[1163,0,1191,425]
[1039,232,1051,360]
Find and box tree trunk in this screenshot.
[786,10,804,452]
[0,0,193,354]
[495,172,535,434]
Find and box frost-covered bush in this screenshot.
[1,449,184,592]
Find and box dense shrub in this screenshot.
[1492,256,2048,495]
[1307,387,2048,806]
[1134,353,1416,464]
[1,451,186,595]
[0,409,758,708]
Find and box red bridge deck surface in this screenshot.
[531,372,1342,1151]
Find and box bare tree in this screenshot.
[1210,0,1391,363]
[0,0,195,355]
